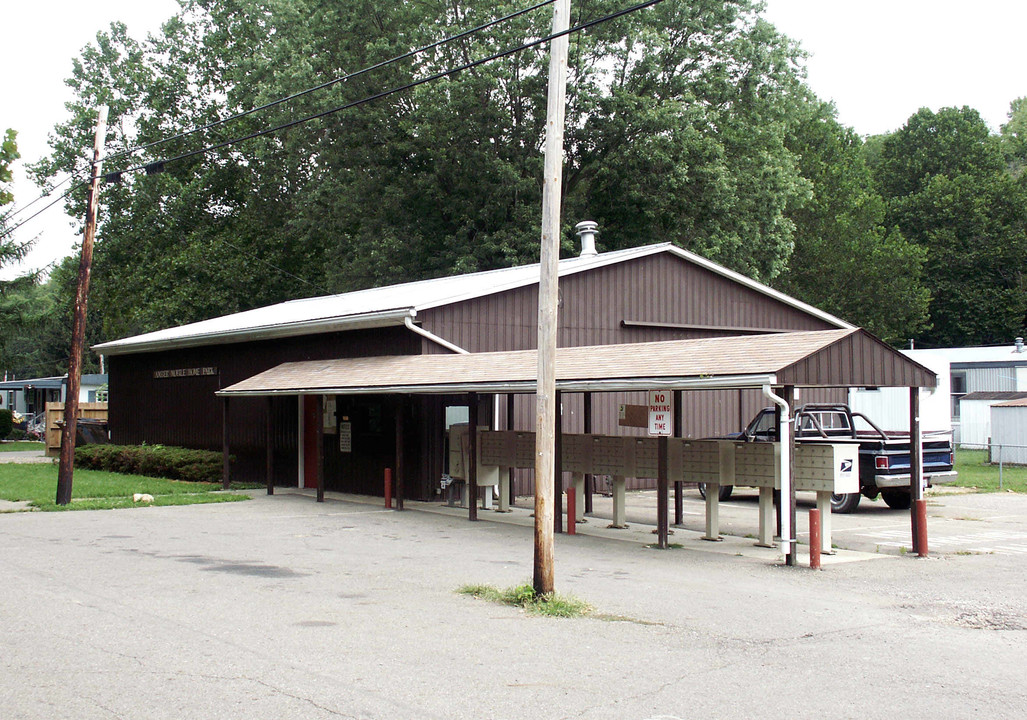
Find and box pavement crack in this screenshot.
[247,677,358,718]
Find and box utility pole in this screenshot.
[56,106,108,506]
[533,0,571,596]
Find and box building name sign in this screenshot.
[153,367,219,379]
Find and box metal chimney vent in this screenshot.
[575,220,599,257]
[1016,337,1025,353]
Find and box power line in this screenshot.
[0,178,87,242]
[107,0,665,179]
[1,171,84,223]
[105,0,559,165]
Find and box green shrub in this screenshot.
[75,444,230,482]
[0,409,12,439]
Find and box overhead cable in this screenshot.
[104,0,559,164]
[2,170,85,223]
[105,0,665,179]
[0,178,86,242]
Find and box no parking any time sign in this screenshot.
[648,390,673,436]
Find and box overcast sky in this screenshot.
[2,0,1025,279]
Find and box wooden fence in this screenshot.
[45,402,109,457]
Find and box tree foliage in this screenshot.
[774,101,929,343]
[32,0,821,345]
[1,128,39,372]
[27,0,1025,358]
[872,107,1027,347]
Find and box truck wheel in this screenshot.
[880,490,912,510]
[697,483,734,501]
[830,492,861,513]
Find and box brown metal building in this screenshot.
[94,232,854,498]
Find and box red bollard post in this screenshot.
[809,508,822,570]
[567,487,576,535]
[914,499,928,557]
[384,468,393,509]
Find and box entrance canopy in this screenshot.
[217,328,936,397]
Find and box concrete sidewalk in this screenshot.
[284,488,881,567]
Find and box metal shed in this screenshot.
[991,399,1027,465]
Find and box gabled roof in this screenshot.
[914,344,1027,365]
[218,328,936,397]
[93,243,853,356]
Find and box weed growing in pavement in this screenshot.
[458,583,592,618]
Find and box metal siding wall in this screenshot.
[991,407,1027,464]
[967,367,1016,393]
[108,326,419,484]
[425,251,846,495]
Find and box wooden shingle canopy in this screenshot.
[218,328,936,397]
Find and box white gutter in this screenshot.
[762,384,792,560]
[92,309,414,356]
[404,316,469,354]
[216,374,779,397]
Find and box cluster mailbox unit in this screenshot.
[473,430,858,554]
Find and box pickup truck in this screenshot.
[699,403,956,513]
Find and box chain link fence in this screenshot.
[957,442,1027,491]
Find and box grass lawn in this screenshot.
[0,463,255,511]
[951,448,1027,493]
[0,441,46,452]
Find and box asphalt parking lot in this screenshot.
[2,486,1025,720]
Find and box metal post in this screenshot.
[316,396,325,503]
[673,389,683,526]
[395,396,405,510]
[469,392,478,522]
[583,391,593,514]
[222,397,231,490]
[657,434,669,549]
[910,387,924,554]
[56,105,108,506]
[784,385,797,566]
[533,0,570,596]
[998,445,1004,491]
[809,508,822,570]
[555,389,563,534]
[266,396,274,495]
[567,487,576,535]
[506,393,516,506]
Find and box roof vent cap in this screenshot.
[575,220,599,257]
[1016,337,1025,353]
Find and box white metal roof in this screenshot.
[914,344,1027,365]
[93,243,853,356]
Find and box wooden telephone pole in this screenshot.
[533,0,571,595]
[56,106,108,506]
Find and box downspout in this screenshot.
[404,315,469,355]
[762,384,792,560]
